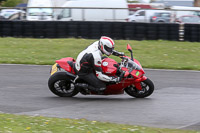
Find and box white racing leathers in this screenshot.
[75,41,114,82]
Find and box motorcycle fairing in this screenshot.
[56,57,76,74]
[130,69,144,79]
[133,76,147,90]
[104,75,147,94]
[105,78,135,94]
[101,58,118,76]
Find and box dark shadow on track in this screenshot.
[44,95,154,102]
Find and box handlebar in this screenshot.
[119,56,129,68]
[119,71,125,82]
[119,56,130,61]
[118,55,141,74]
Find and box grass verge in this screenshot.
[0,113,199,133]
[0,37,200,70]
[0,38,200,132]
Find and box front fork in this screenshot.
[133,76,147,90]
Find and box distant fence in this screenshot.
[184,24,200,42]
[0,21,180,41]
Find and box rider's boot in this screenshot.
[88,86,106,95]
[75,83,90,94]
[75,83,88,88]
[75,83,105,94]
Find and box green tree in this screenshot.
[1,0,23,7]
[0,0,6,6]
[0,0,6,2]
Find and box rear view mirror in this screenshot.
[127,44,134,61]
[127,44,132,52]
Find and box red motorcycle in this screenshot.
[48,44,154,98]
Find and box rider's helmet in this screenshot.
[98,36,115,56]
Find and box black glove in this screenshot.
[112,50,125,57]
[118,52,125,56]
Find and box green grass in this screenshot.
[0,37,200,70]
[0,113,199,133]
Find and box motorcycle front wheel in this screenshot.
[48,72,79,97]
[125,78,154,98]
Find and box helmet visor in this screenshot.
[104,45,113,53]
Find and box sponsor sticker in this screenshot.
[102,62,108,66]
[136,71,140,76]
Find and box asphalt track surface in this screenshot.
[0,64,200,131]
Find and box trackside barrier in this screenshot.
[0,21,180,41]
[184,24,200,42]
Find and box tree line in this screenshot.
[0,0,27,7]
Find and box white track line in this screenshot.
[177,121,200,129]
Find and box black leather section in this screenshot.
[67,61,77,74]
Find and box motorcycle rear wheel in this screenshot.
[48,72,79,97]
[125,78,154,98]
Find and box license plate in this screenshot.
[51,63,58,75]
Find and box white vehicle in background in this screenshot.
[127,6,200,23]
[138,0,151,3]
[27,0,54,21]
[170,6,200,18]
[127,9,172,22]
[57,0,129,21]
[0,9,25,19]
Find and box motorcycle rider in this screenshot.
[75,36,124,94]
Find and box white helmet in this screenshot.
[99,36,115,56]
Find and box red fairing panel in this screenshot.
[104,78,135,94]
[56,57,75,74]
[101,58,118,76]
[133,76,147,90]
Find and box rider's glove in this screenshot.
[118,52,125,56]
[112,50,125,57]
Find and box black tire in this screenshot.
[125,78,154,98]
[48,72,79,97]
